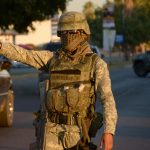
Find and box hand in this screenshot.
[100,133,113,150]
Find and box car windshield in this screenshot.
[41,42,101,56]
[44,43,62,52]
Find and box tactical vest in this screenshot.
[46,53,99,116]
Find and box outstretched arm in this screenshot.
[0,42,54,71]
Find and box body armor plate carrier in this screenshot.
[46,53,99,115]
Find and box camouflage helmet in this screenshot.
[57,11,90,35]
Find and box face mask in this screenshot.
[59,29,88,52]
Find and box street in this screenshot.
[93,66,150,150]
[0,66,150,150]
[112,67,150,150]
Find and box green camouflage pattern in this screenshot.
[45,121,80,149]
[46,54,95,114]
[94,58,118,134]
[57,11,90,35]
[0,43,53,70]
[0,43,117,135]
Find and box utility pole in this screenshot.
[102,0,116,64]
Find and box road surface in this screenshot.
[0,66,150,150]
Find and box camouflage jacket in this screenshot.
[0,43,118,134]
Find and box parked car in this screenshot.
[39,42,103,57]
[38,42,103,82]
[11,60,29,68]
[133,51,150,77]
[90,45,104,58]
[0,56,14,127]
[41,42,62,52]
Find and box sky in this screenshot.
[66,0,106,12]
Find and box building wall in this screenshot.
[0,0,104,46]
[0,35,13,43]
[16,20,51,46]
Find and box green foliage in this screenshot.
[0,0,69,33]
[84,0,150,49]
[83,1,96,20]
[82,1,103,48]
[87,9,103,48]
[115,0,150,47]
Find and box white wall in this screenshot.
[0,0,106,45]
[16,20,51,45]
[0,35,13,43]
[67,0,104,12]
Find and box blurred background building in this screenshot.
[0,0,105,46]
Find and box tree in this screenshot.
[0,0,69,33]
[115,0,150,47]
[87,9,103,48]
[83,2,103,48]
[83,1,96,20]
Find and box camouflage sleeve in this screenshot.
[94,58,118,135]
[0,43,54,71]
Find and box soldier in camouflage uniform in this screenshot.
[0,11,117,150]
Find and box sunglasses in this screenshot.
[57,29,85,37]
